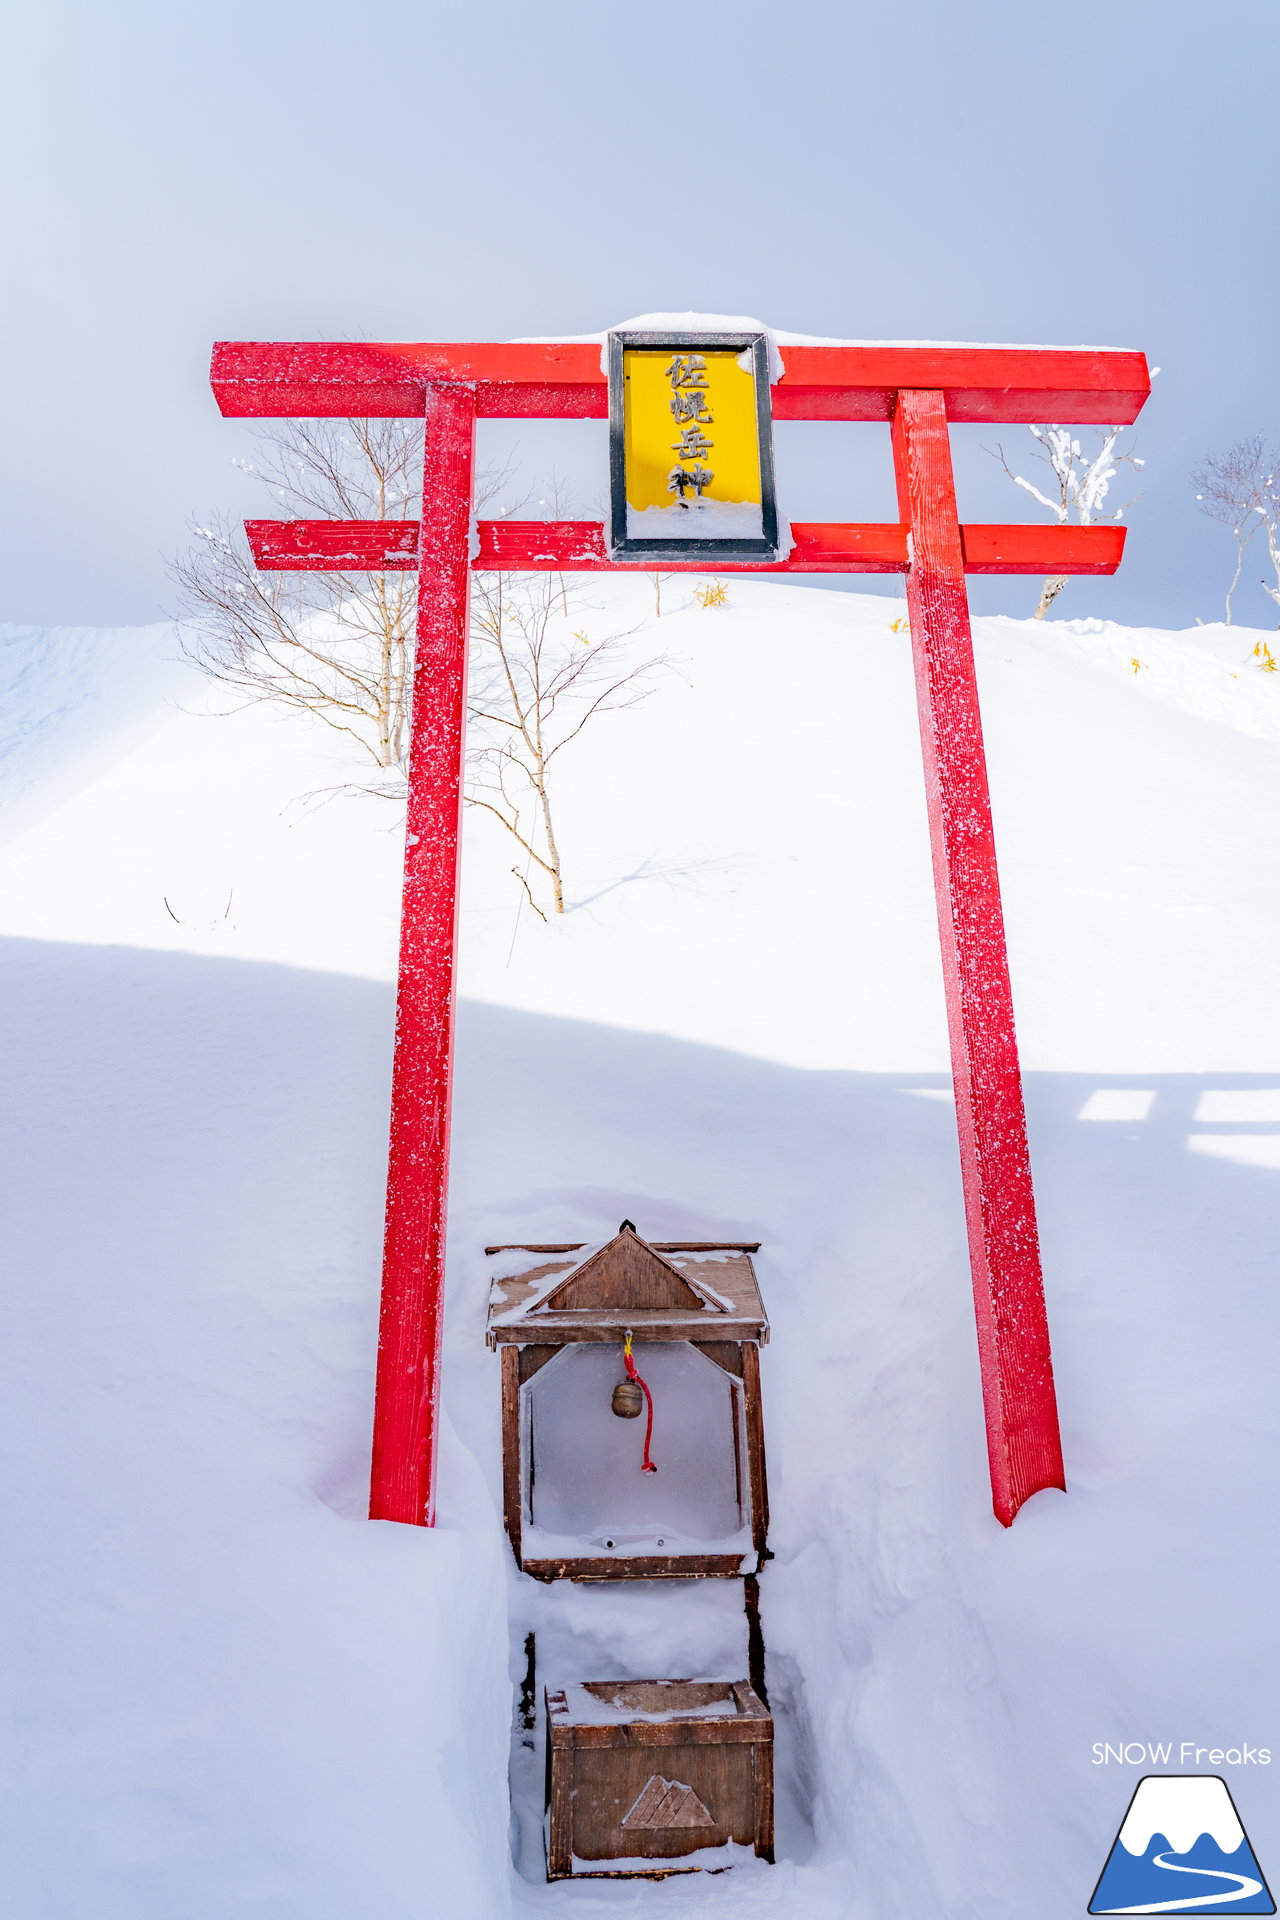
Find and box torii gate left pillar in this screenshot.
[370,382,476,1525]
[210,336,1150,1528]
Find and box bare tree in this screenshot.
[991,425,1143,620]
[647,572,673,618]
[466,572,666,916]
[1192,434,1280,625]
[172,420,666,911]
[171,418,423,793]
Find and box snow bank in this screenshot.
[2,581,1278,1916]
[0,620,187,837]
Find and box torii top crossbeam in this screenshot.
[211,334,1151,1531]
[212,338,1148,422]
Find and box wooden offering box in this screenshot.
[486,1224,770,1581]
[545,1679,774,1879]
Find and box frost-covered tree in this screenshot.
[992,425,1143,620]
[171,419,665,914]
[1192,434,1280,626]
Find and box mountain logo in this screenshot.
[1089,1776,1274,1914]
[621,1774,715,1831]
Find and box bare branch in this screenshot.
[510,866,548,923]
[1192,435,1279,624]
[466,568,666,912]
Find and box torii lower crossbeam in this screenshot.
[213,337,1151,1529]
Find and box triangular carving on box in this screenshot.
[621,1774,716,1831]
[536,1224,721,1314]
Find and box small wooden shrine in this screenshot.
[545,1678,774,1879]
[485,1223,770,1581]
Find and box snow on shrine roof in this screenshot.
[484,1228,768,1347]
[549,1680,752,1726]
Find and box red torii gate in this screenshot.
[210,336,1151,1529]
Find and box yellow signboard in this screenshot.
[608,331,778,560]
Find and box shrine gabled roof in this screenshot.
[484,1224,768,1347]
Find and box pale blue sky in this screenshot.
[3,0,1277,629]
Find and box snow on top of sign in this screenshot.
[512,313,1141,379]
[514,315,784,380]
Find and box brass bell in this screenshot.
[611,1378,643,1418]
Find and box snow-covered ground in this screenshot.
[2,579,1278,1918]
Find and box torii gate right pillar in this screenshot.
[893,388,1066,1523]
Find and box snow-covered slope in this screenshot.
[2,582,1278,1919]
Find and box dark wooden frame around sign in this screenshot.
[607,330,780,562]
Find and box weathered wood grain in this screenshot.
[544,1680,773,1879]
[523,1552,754,1584]
[490,1312,767,1347]
[500,1344,522,1561]
[690,1342,745,1378]
[515,1345,559,1384]
[485,1241,763,1255]
[741,1342,770,1553]
[545,1692,575,1880]
[537,1230,709,1314]
[486,1232,768,1349]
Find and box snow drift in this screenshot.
[2,578,1279,1918]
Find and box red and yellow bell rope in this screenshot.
[623,1330,657,1473]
